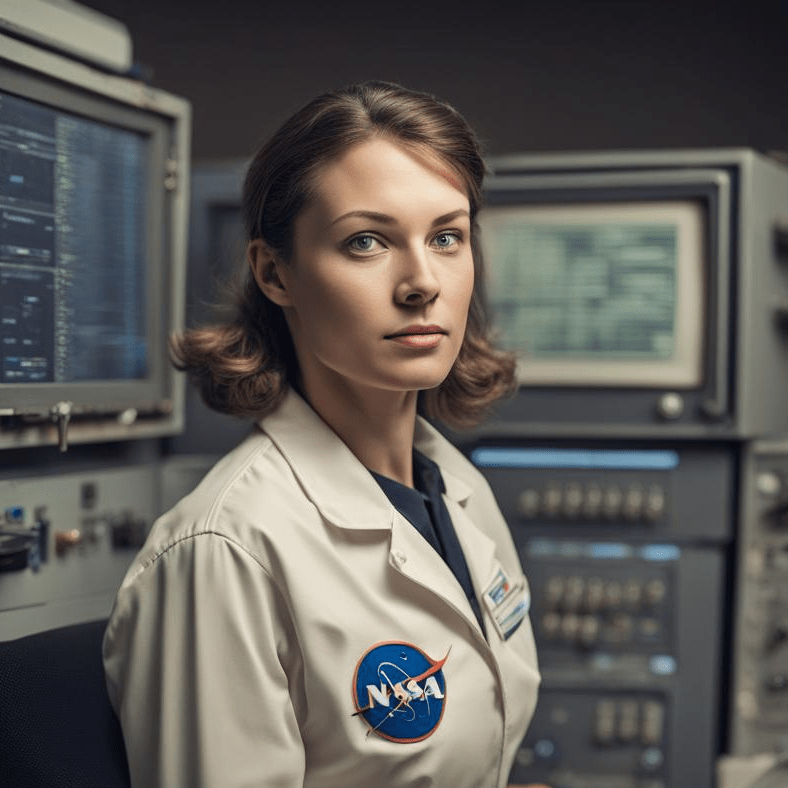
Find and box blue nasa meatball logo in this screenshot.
[352,641,449,742]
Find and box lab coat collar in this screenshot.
[258,390,475,531]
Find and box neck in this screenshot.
[298,373,419,487]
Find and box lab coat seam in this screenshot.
[116,438,277,584]
[140,529,274,576]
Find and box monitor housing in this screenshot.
[474,150,788,439]
[0,33,190,449]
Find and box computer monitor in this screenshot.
[0,34,190,449]
[479,199,705,388]
[464,150,788,438]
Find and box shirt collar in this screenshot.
[257,390,475,530]
[369,451,442,532]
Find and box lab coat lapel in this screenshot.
[388,511,482,633]
[444,498,499,616]
[260,391,393,531]
[263,390,497,637]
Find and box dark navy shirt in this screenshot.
[370,451,486,635]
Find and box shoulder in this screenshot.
[126,426,312,582]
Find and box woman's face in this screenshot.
[263,137,475,401]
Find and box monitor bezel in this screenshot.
[463,168,734,436]
[0,33,189,448]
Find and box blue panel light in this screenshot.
[470,447,680,471]
[587,542,632,560]
[527,540,680,562]
[649,655,677,676]
[640,544,681,562]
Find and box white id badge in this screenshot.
[482,566,530,641]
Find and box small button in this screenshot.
[641,747,665,770]
[518,489,540,519]
[5,506,24,524]
[585,577,605,612]
[533,738,559,763]
[583,483,603,519]
[542,483,563,518]
[393,551,407,565]
[623,579,642,608]
[604,580,623,608]
[640,617,661,640]
[563,576,585,611]
[618,700,639,742]
[622,484,644,521]
[644,578,667,606]
[602,486,623,519]
[593,700,617,745]
[757,472,782,497]
[644,485,666,521]
[656,392,684,420]
[541,612,561,639]
[564,483,584,518]
[641,701,665,746]
[544,576,565,609]
[560,613,581,641]
[55,529,82,556]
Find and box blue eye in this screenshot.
[347,234,383,254]
[432,231,460,250]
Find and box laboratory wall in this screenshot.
[84,0,788,162]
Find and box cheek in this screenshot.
[452,259,476,311]
[296,270,385,330]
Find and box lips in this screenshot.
[385,325,446,350]
[385,324,446,339]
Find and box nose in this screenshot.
[394,247,440,307]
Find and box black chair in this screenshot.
[0,618,131,788]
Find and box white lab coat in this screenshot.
[103,390,540,788]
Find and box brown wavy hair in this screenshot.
[171,80,515,429]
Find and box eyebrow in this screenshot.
[330,208,470,227]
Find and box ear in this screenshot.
[247,239,292,307]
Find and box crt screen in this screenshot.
[483,217,679,361]
[0,89,148,384]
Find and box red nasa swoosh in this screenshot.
[352,647,451,715]
[408,648,450,684]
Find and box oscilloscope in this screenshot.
[476,149,788,439]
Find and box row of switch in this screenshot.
[518,482,667,522]
[594,698,665,748]
[540,611,663,647]
[543,575,668,613]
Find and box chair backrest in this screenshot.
[0,618,131,788]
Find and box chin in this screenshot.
[359,356,457,394]
[391,371,452,393]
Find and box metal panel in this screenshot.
[0,460,161,639]
[470,442,731,788]
[729,440,788,755]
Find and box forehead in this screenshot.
[305,138,470,220]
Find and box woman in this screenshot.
[103,81,543,788]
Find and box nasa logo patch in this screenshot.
[351,641,449,742]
